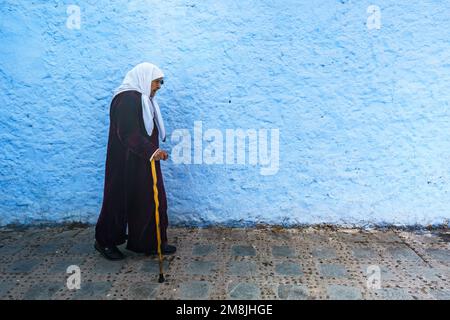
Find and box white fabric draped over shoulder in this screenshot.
[113,62,166,143]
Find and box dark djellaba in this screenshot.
[94,62,176,260]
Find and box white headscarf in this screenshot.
[113,62,166,142]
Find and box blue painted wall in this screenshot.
[1,0,449,227]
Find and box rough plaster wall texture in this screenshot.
[0,0,449,227]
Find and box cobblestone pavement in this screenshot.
[0,225,449,300]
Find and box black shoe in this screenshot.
[147,244,177,256]
[94,241,125,260]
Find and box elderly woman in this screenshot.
[95,62,175,260]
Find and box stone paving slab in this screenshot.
[278,284,310,300]
[0,225,448,300]
[326,285,363,300]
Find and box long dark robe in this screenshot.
[95,90,168,254]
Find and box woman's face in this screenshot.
[150,78,163,97]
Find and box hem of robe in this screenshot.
[94,234,127,248]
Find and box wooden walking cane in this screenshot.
[150,158,165,283]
